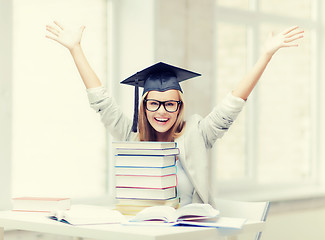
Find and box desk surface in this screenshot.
[0,211,265,240]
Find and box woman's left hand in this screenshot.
[263,25,304,57]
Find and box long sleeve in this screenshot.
[180,93,245,204]
[198,92,246,148]
[86,86,135,141]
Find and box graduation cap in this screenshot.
[120,62,201,132]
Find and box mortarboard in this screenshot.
[120,62,201,132]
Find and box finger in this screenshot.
[286,29,304,38]
[46,26,59,37]
[54,20,64,30]
[284,34,304,43]
[46,24,59,32]
[283,43,299,48]
[79,25,86,34]
[281,25,299,35]
[45,34,58,41]
[46,24,58,31]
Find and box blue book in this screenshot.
[115,148,179,156]
[114,154,176,167]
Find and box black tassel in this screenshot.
[132,79,139,132]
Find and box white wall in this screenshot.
[113,0,155,114]
[0,0,12,210]
[10,0,107,199]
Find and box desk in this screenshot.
[0,211,265,240]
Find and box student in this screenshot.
[46,22,304,207]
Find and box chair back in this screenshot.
[213,198,270,240]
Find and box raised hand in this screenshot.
[45,21,101,88]
[232,25,304,100]
[46,21,85,51]
[263,26,304,57]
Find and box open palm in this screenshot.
[46,21,85,51]
[263,26,304,56]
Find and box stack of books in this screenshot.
[112,141,180,215]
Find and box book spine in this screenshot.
[115,147,179,156]
[115,186,177,200]
[112,141,177,149]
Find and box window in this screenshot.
[214,0,323,196]
[215,23,248,181]
[11,0,110,198]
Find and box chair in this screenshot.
[212,198,270,240]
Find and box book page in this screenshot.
[175,203,220,221]
[50,205,126,225]
[176,217,247,229]
[130,206,177,222]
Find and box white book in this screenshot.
[12,197,71,212]
[113,141,177,149]
[115,198,179,215]
[116,197,179,207]
[115,148,179,156]
[48,204,125,225]
[116,187,177,200]
[125,203,246,229]
[129,203,220,223]
[115,174,177,188]
[115,165,176,176]
[114,155,176,167]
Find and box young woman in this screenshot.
[46,22,304,207]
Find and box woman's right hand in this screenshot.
[46,21,85,51]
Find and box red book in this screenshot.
[12,197,71,212]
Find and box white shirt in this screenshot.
[176,158,194,207]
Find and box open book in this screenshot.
[129,203,219,223]
[127,203,247,229]
[48,204,126,225]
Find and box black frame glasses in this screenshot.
[144,99,182,113]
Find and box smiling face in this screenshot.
[145,90,181,139]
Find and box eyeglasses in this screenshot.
[144,99,182,113]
